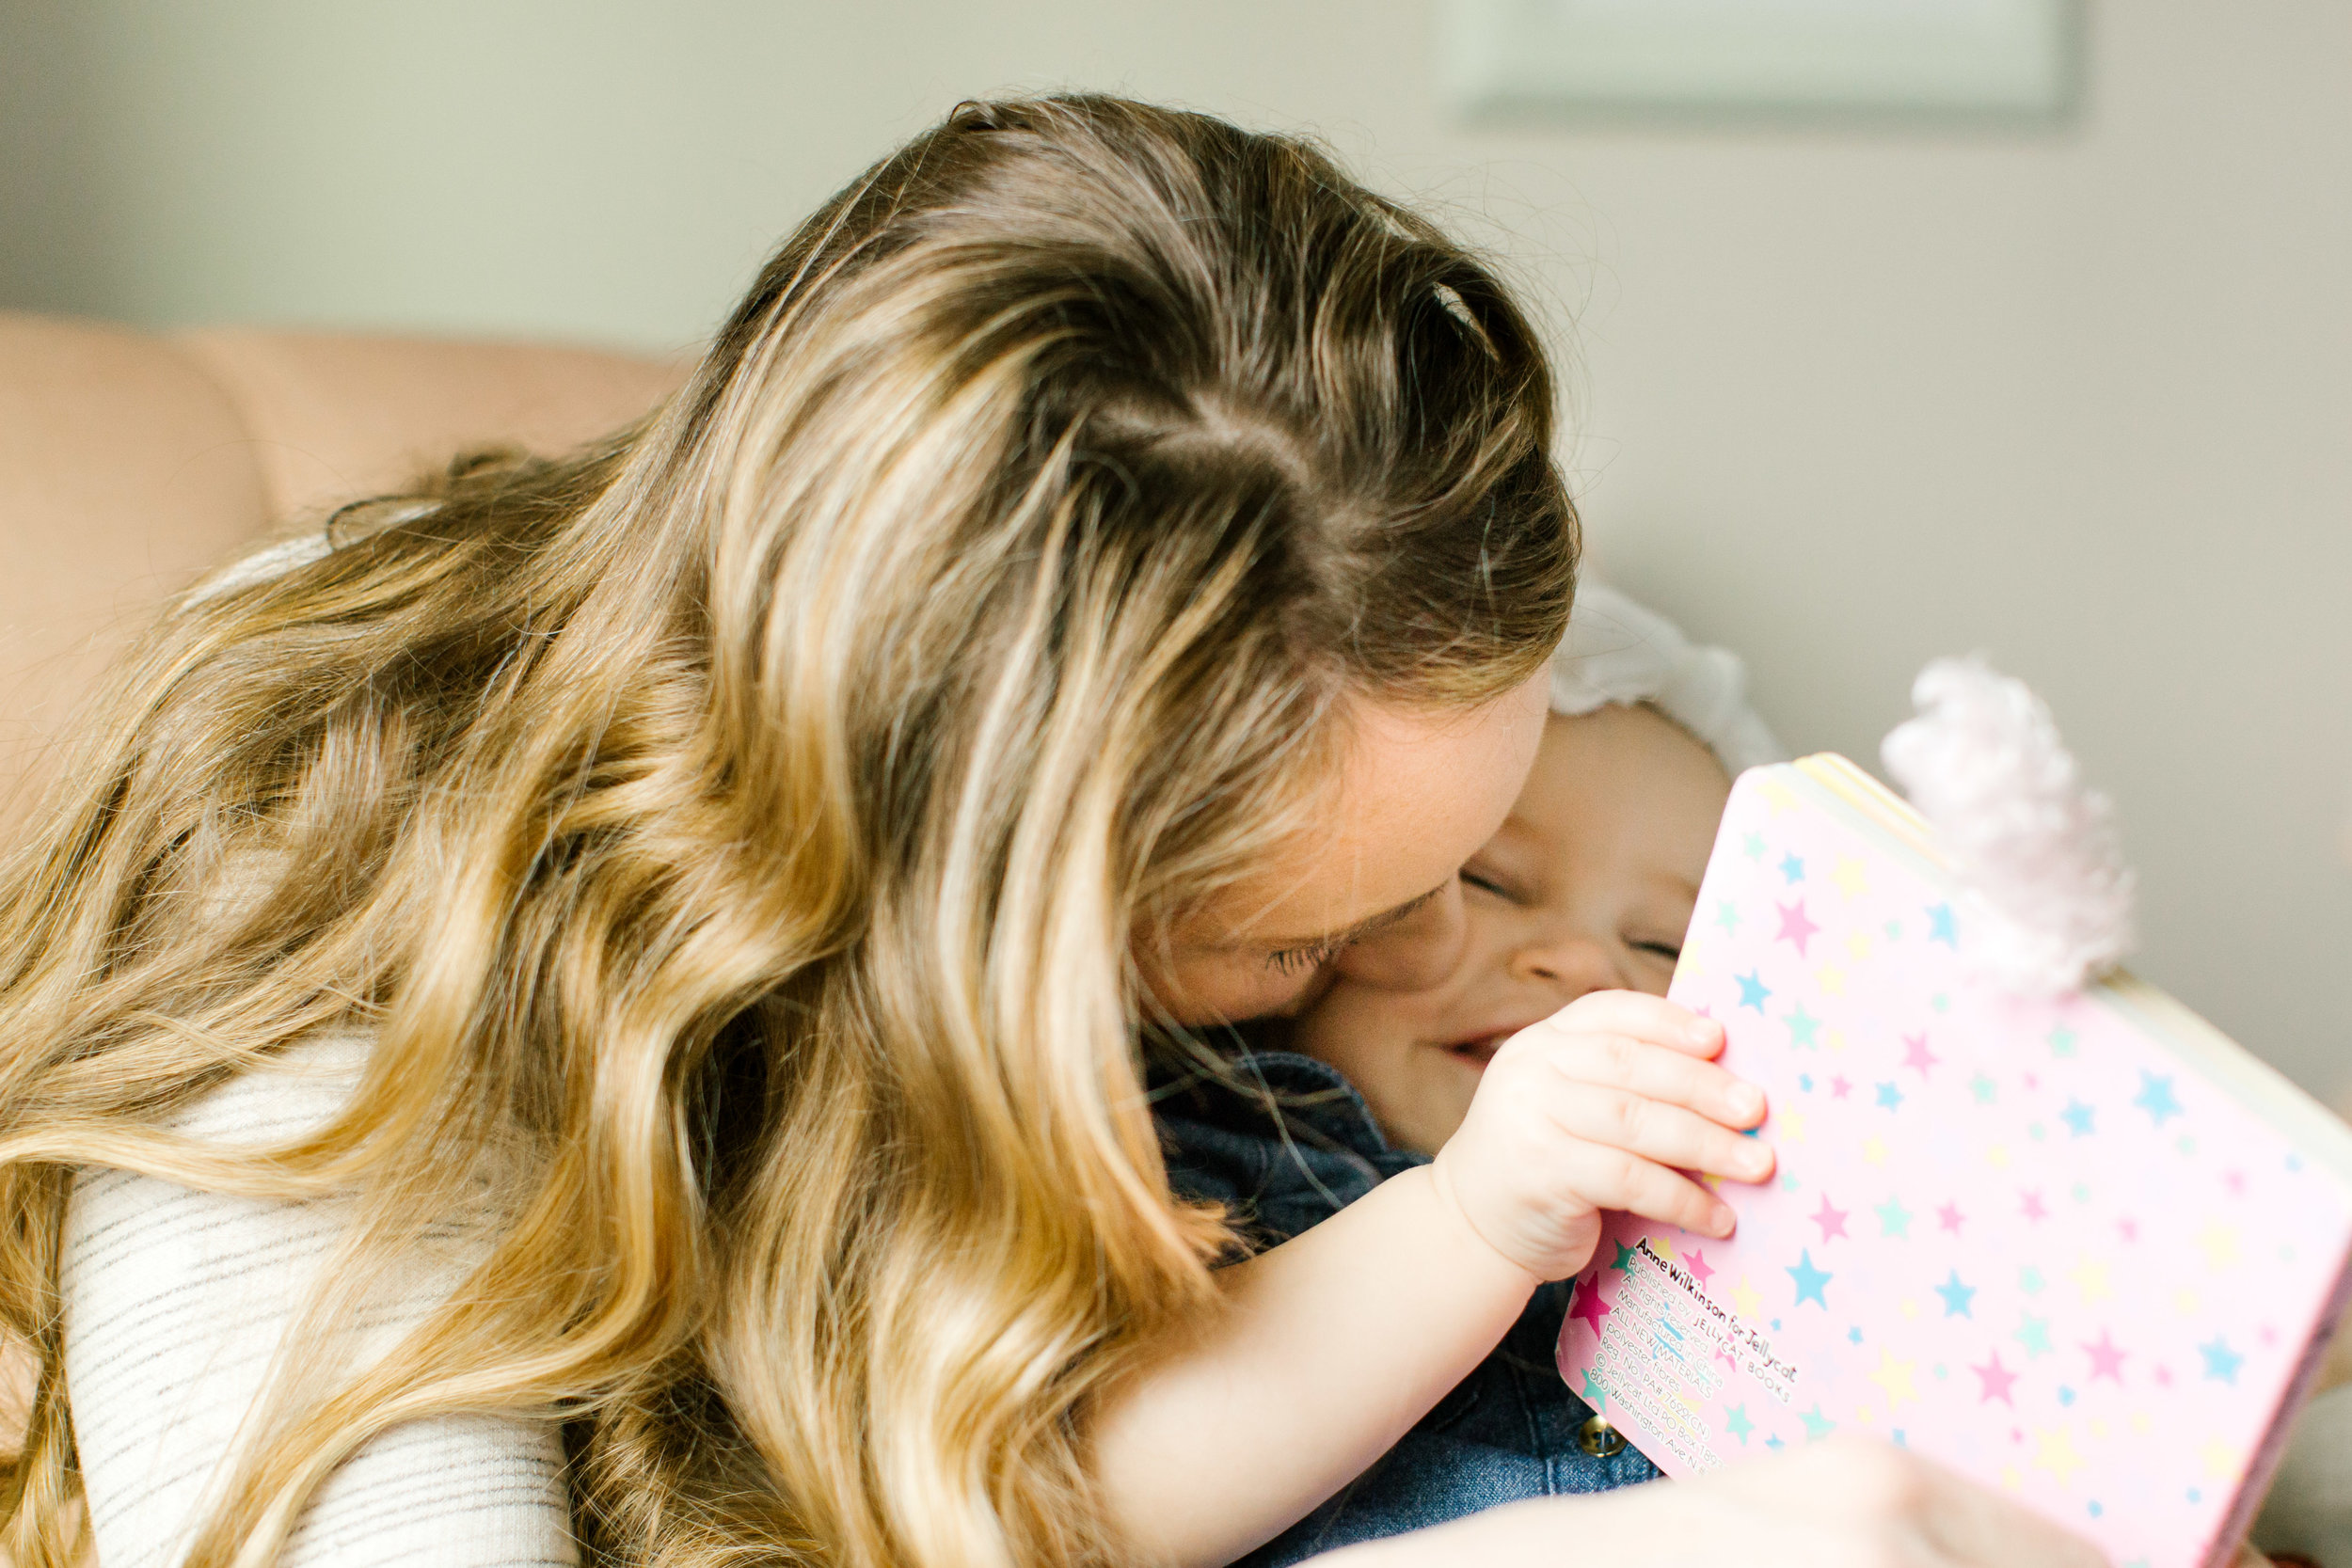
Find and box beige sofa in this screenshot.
[0,312,683,816]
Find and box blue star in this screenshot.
[1927,903,1958,947]
[1781,853,1806,884]
[2060,1099,2097,1137]
[1800,1403,1837,1441]
[1787,1249,1833,1308]
[1848,1325,1865,1344]
[1725,1404,1755,1444]
[1765,1433,1786,1450]
[2200,1337,2244,1385]
[1737,971,1772,1012]
[1875,1081,1904,1111]
[1934,1269,1978,1318]
[1785,1004,1820,1048]
[2134,1071,2184,1126]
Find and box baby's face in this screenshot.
[1294,703,1732,1157]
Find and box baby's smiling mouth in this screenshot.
[1437,1023,1539,1069]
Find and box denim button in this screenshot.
[1576,1416,1627,1458]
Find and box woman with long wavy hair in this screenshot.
[0,96,2096,1568]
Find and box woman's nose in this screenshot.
[1507,928,1627,999]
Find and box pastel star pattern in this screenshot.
[1775,900,1820,957]
[1553,765,2352,1568]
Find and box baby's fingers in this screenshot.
[1548,1084,1775,1190]
[1535,1029,1768,1133]
[1556,1142,1738,1238]
[1529,989,1724,1058]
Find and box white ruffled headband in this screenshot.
[1548,583,1786,776]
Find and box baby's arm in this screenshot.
[1092,991,1772,1568]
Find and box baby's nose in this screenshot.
[1508,932,1626,999]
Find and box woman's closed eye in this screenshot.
[1460,864,1525,903]
[1264,939,1343,974]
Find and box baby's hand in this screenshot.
[1430,990,1772,1281]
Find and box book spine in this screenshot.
[2204,1241,2352,1567]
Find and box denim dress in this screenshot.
[1153,1050,1661,1567]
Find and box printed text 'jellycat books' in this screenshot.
[1556,755,2352,1568]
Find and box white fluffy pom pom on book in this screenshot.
[1881,657,2136,996]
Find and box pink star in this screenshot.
[1694,1005,1713,1019]
[2083,1329,2128,1384]
[2153,1363,2173,1388]
[1830,1075,1852,1101]
[2224,1169,2248,1197]
[2261,1324,2279,1347]
[1935,1201,1966,1236]
[1715,1344,1739,1372]
[1684,1247,1716,1286]
[1810,1195,1850,1243]
[1972,1352,2019,1406]
[2117,1216,2139,1243]
[1900,1032,1940,1078]
[1775,899,1820,957]
[1567,1275,1613,1337]
[2019,1189,2048,1223]
[2024,1071,2040,1090]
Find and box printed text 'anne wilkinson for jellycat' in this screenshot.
[1589,1240,1803,1469]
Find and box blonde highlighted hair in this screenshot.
[0,96,1574,1566]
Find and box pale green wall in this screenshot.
[5,0,2348,1095]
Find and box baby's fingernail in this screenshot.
[1711,1205,1738,1237]
[1688,1019,1724,1047]
[1734,1085,1766,1121]
[1740,1146,1773,1180]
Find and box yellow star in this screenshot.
[2175,1288,2201,1316]
[2033,1425,2085,1487]
[1757,778,1800,816]
[1653,1237,1679,1265]
[1870,1349,1920,1407]
[2090,1418,2109,1440]
[1826,1028,1848,1053]
[1815,964,1847,995]
[1986,1144,2010,1168]
[2000,1465,2023,1491]
[1855,1404,1875,1424]
[1863,1136,1888,1165]
[1679,950,1707,981]
[1732,1277,1763,1319]
[1833,856,1870,897]
[2196,1221,2241,1271]
[2130,1411,2153,1434]
[2070,1255,2113,1303]
[1846,931,1873,962]
[2200,1438,2242,1481]
[1899,1299,1920,1321]
[1779,1110,1808,1144]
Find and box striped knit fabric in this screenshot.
[63,1029,577,1566]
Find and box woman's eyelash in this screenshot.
[1265,942,1341,974]
[1461,869,1514,899]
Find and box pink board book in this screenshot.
[1556,754,2352,1568]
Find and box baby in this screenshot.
[1132,588,1786,1565]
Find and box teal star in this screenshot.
[1715,899,1742,934]
[2200,1337,2244,1385]
[1787,1249,1833,1308]
[2048,1024,2079,1058]
[1780,852,1806,883]
[1800,1403,1836,1441]
[2134,1070,2184,1126]
[1582,1367,1609,1407]
[2018,1265,2044,1295]
[1744,832,1767,861]
[1609,1241,1639,1274]
[1725,1404,1755,1444]
[1970,1072,1996,1105]
[1927,903,1958,946]
[1785,1004,1820,1048]
[1737,972,1772,1012]
[2060,1099,2096,1137]
[1876,1196,1913,1239]
[1875,1081,1904,1111]
[2015,1313,2054,1358]
[1934,1269,1978,1318]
